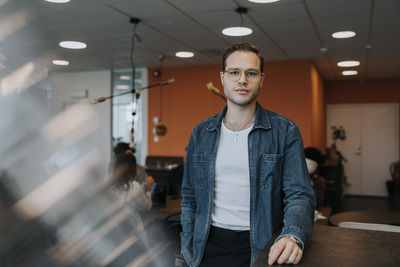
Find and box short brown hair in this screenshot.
[222,43,264,72]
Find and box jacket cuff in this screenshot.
[274,234,304,250]
[275,226,306,250]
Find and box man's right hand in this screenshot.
[268,236,303,265]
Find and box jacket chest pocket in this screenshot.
[191,153,208,188]
[260,154,284,191]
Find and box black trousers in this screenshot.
[200,225,251,267]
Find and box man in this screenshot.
[180,43,315,267]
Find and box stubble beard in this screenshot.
[225,85,261,107]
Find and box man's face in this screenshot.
[220,51,264,107]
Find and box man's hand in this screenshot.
[268,236,302,265]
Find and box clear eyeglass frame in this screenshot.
[224,69,262,82]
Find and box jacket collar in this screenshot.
[206,101,271,132]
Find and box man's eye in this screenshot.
[229,71,240,76]
[247,71,258,77]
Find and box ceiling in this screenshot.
[1,0,400,82]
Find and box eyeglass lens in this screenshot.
[225,69,261,82]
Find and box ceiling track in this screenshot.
[322,53,337,79]
[231,0,291,60]
[302,0,336,78]
[363,0,375,80]
[141,21,219,62]
[103,1,218,63]
[163,0,232,46]
[246,13,291,60]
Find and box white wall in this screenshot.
[50,70,112,177]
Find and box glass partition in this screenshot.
[111,68,148,164]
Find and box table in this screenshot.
[252,225,400,267]
[319,161,344,213]
[329,210,400,226]
[145,164,178,183]
[144,195,182,220]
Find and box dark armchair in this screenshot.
[145,155,184,196]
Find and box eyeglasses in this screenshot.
[224,69,262,82]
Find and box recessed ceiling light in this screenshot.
[119,75,131,80]
[175,51,194,58]
[116,85,130,90]
[332,31,356,39]
[337,60,360,67]
[45,0,71,3]
[59,41,87,49]
[222,27,252,37]
[248,0,280,3]
[342,70,358,76]
[52,59,69,66]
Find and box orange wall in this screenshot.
[258,60,313,147]
[325,79,400,104]
[311,65,326,151]
[325,79,400,154]
[148,60,325,156]
[148,65,225,156]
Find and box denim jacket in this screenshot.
[181,102,316,267]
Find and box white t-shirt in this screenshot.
[117,180,152,212]
[211,120,252,230]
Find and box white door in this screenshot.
[361,105,399,196]
[327,106,362,195]
[327,104,399,196]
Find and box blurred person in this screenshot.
[112,142,148,185]
[180,43,315,267]
[109,153,152,212]
[113,142,133,156]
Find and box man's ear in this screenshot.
[220,71,224,86]
[260,73,265,87]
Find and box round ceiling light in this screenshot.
[332,31,356,39]
[52,59,69,66]
[222,26,252,37]
[175,51,194,58]
[45,0,71,3]
[248,0,280,3]
[337,60,360,67]
[119,75,132,80]
[59,41,87,49]
[342,70,358,76]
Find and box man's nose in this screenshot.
[238,71,248,84]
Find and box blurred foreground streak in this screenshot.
[0,2,174,265]
[0,91,172,266]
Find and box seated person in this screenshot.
[109,153,153,212]
[305,155,326,209]
[304,146,325,167]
